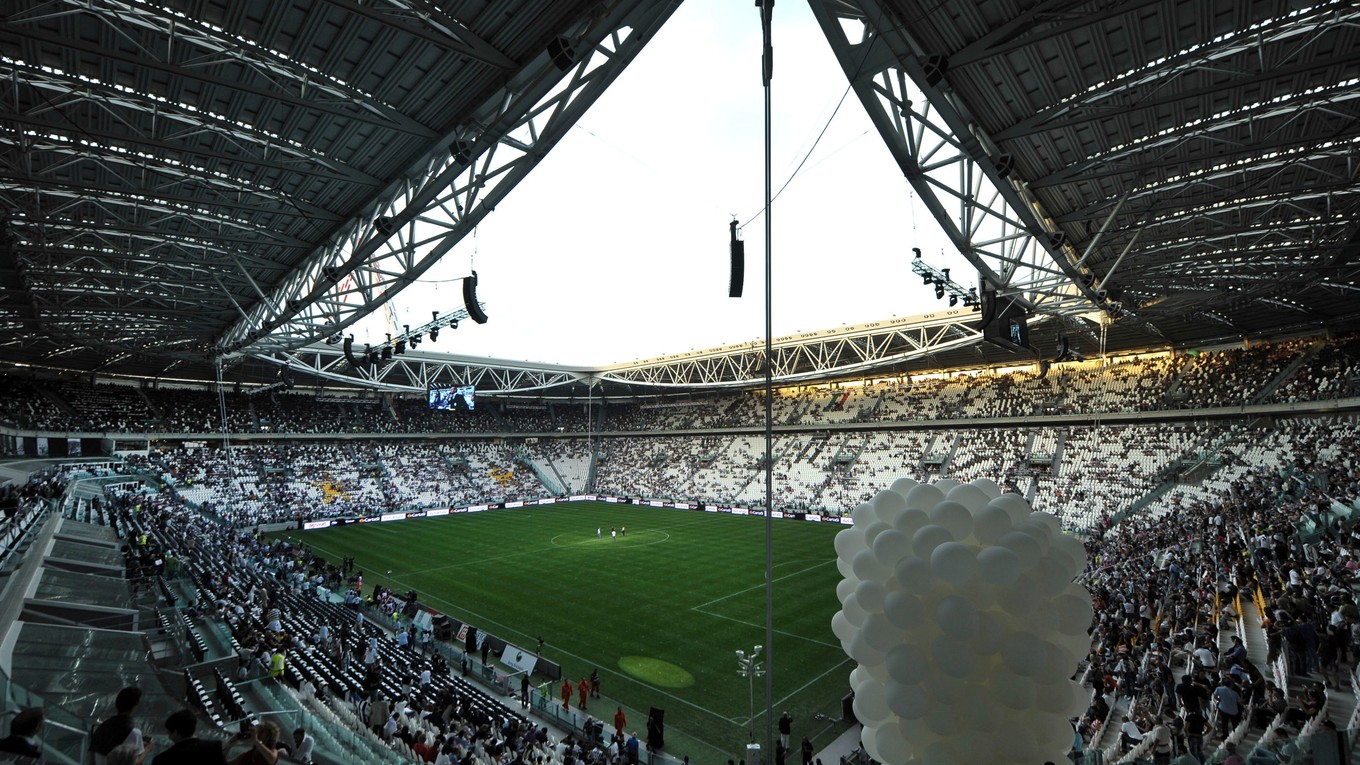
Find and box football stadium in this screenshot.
[1,1,1359,765]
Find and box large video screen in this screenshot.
[428,385,476,411]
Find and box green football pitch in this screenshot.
[279,501,850,758]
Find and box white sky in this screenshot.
[354,0,969,367]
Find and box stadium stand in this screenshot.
[2,334,1360,765]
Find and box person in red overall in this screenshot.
[561,678,572,711]
[578,677,590,710]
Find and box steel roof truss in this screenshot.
[808,0,1101,319]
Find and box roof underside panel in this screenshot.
[0,0,605,376]
[877,0,1360,343]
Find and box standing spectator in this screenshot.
[152,710,225,765]
[0,708,44,759]
[1213,678,1243,738]
[91,686,144,765]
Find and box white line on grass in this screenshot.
[689,559,835,611]
[691,609,842,649]
[737,656,853,726]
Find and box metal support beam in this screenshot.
[806,0,1102,318]
[220,0,684,357]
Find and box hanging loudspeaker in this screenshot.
[463,271,488,324]
[342,336,358,367]
[729,220,744,298]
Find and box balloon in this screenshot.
[894,556,935,596]
[971,504,1014,545]
[1053,534,1088,575]
[885,681,930,720]
[884,590,926,631]
[977,545,1022,585]
[924,703,964,737]
[989,493,1032,524]
[999,580,1040,616]
[934,595,979,640]
[850,502,876,526]
[955,576,997,610]
[970,610,1006,655]
[848,630,886,667]
[912,524,954,558]
[852,680,891,725]
[831,610,855,642]
[872,528,913,568]
[836,475,1092,765]
[836,556,854,579]
[1001,632,1045,677]
[969,477,1003,500]
[874,722,913,765]
[929,500,974,539]
[923,668,966,704]
[1055,593,1095,635]
[1030,556,1071,597]
[997,530,1042,570]
[872,489,908,524]
[834,527,864,561]
[1029,510,1063,536]
[904,482,945,511]
[992,672,1036,710]
[852,548,889,582]
[855,579,888,613]
[933,478,961,494]
[836,577,859,603]
[842,593,868,626]
[862,612,900,652]
[862,521,893,547]
[930,541,977,584]
[886,642,929,686]
[890,476,920,495]
[861,727,884,764]
[893,507,931,539]
[945,484,990,513]
[932,634,977,678]
[921,740,961,765]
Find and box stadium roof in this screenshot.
[1,0,1357,394]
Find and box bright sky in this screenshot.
[356,0,969,367]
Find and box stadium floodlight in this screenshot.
[736,644,765,741]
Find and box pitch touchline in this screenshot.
[691,609,841,649]
[689,559,835,611]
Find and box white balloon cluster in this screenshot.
[831,476,1094,765]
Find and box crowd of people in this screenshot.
[2,335,1356,438]
[1070,416,1360,762]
